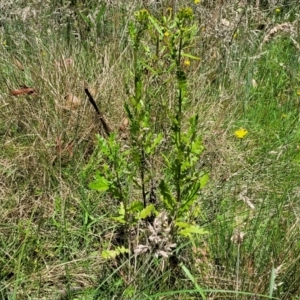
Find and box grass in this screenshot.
[1,0,300,299]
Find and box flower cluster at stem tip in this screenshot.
[135,8,149,24]
[177,7,193,22]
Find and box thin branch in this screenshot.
[84,88,111,137]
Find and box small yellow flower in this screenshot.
[297,90,300,96]
[234,128,248,139]
[184,59,191,66]
[194,0,200,4]
[164,31,170,37]
[275,8,281,13]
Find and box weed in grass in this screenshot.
[88,4,210,297]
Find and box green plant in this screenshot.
[89,6,209,260]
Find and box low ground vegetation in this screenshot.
[1,0,300,299]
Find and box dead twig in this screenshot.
[84,87,111,137]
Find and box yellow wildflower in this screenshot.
[297,90,300,96]
[275,8,281,13]
[184,59,191,66]
[234,128,248,139]
[194,0,200,4]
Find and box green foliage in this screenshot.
[101,246,129,260]
[89,6,208,248]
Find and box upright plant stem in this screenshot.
[175,33,184,206]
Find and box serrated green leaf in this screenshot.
[101,249,118,259]
[129,201,144,212]
[179,225,209,237]
[111,216,126,224]
[175,221,189,228]
[181,158,192,171]
[89,173,110,191]
[146,133,163,154]
[116,246,130,254]
[191,138,204,155]
[101,247,129,260]
[159,180,176,211]
[200,173,209,188]
[178,181,200,216]
[162,154,171,168]
[139,204,155,219]
[111,203,125,224]
[118,202,125,217]
[96,135,110,156]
